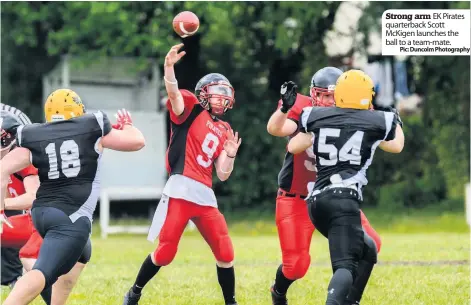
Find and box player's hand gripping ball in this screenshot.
[173,11,200,38]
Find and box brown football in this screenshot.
[173,11,200,38]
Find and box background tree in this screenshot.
[1,1,468,213]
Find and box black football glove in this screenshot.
[384,106,403,128]
[280,81,297,113]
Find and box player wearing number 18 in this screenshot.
[1,108,92,305]
[0,89,145,305]
[122,43,241,305]
[287,69,404,305]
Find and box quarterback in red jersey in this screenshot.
[266,67,382,305]
[0,110,92,305]
[123,43,241,305]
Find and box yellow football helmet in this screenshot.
[44,89,85,122]
[334,69,375,110]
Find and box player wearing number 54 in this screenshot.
[287,69,404,305]
[122,43,241,305]
[266,67,382,305]
[0,89,145,305]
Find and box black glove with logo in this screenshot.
[384,106,403,128]
[280,81,297,113]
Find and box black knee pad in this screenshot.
[363,234,378,264]
[330,223,364,281]
[332,260,359,280]
[77,238,92,264]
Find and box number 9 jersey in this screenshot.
[164,90,231,206]
[16,111,111,222]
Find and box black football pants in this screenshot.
[307,188,364,278]
[31,206,91,288]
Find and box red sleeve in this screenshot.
[293,94,311,122]
[166,89,199,124]
[288,101,303,122]
[17,164,38,178]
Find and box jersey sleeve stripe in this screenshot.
[93,111,105,136]
[300,106,313,131]
[383,112,395,140]
[18,113,32,125]
[16,125,24,146]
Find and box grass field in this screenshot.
[1,211,470,305]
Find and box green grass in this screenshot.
[225,209,469,236]
[105,208,470,236]
[1,211,470,305]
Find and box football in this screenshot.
[172,11,200,38]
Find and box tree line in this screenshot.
[1,1,469,212]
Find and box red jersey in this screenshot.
[277,94,317,196]
[2,163,38,252]
[165,90,231,188]
[7,164,38,199]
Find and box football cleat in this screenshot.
[122,288,141,305]
[270,284,288,305]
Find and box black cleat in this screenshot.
[270,285,288,305]
[344,298,360,305]
[122,288,141,305]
